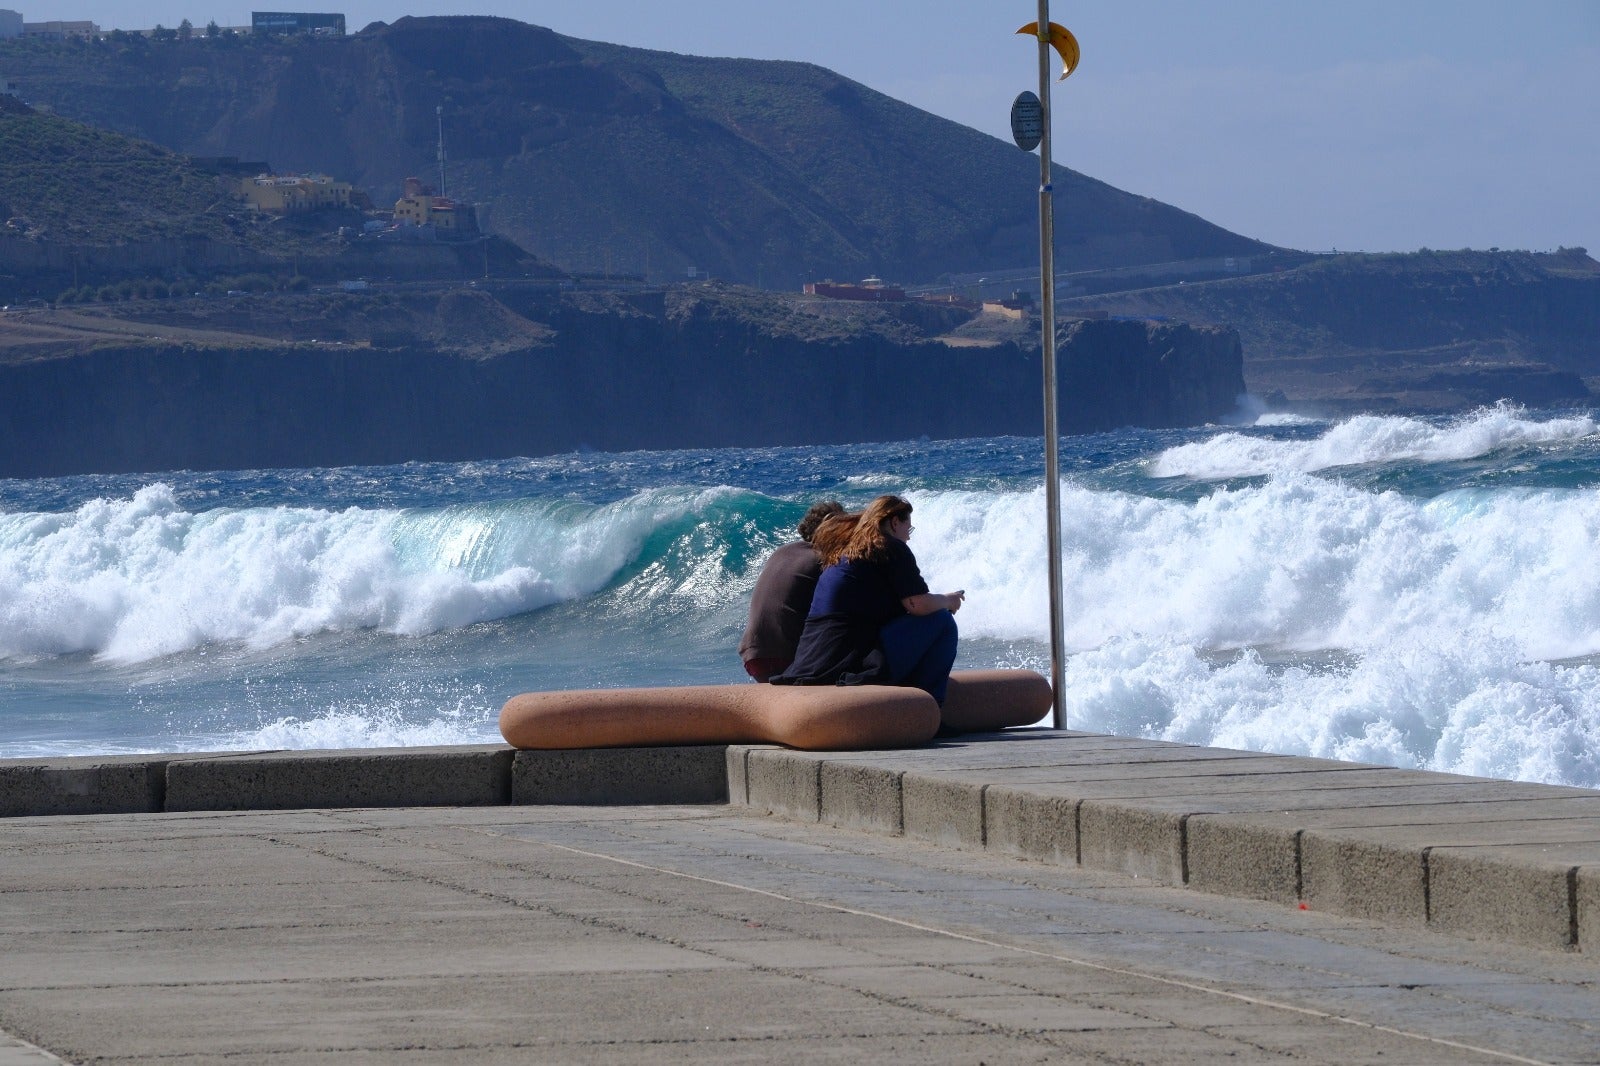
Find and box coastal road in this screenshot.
[2,804,1597,1064]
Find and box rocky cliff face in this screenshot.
[1059,319,1243,433]
[0,294,1243,477]
[1063,249,1600,413]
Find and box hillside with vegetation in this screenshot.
[0,16,1275,290]
[0,95,554,303]
[0,94,309,300]
[0,97,244,245]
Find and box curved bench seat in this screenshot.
[939,669,1053,735]
[499,669,1052,752]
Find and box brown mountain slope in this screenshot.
[0,16,1274,289]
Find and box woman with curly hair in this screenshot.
[770,494,964,703]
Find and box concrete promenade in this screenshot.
[3,731,1599,1062]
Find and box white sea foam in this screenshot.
[0,483,728,663]
[1252,412,1322,427]
[911,476,1600,660]
[1052,636,1600,787]
[902,476,1600,786]
[229,708,501,751]
[1148,403,1599,480]
[9,452,1600,786]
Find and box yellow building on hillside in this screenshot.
[238,173,355,214]
[393,176,477,237]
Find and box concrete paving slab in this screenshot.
[1311,820,1600,849]
[939,771,1564,806]
[0,837,400,893]
[0,875,516,936]
[338,802,721,829]
[0,920,738,992]
[0,1032,62,1066]
[1193,796,1600,830]
[1242,982,1600,1064]
[62,1033,1062,1066]
[904,752,1386,784]
[1051,1024,1479,1065]
[802,962,1017,1000]
[706,937,926,970]
[1207,1022,1514,1066]
[924,992,1171,1032]
[0,808,368,839]
[0,971,980,1061]
[1101,928,1549,989]
[1005,930,1405,992]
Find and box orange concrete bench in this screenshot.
[499,668,1052,752]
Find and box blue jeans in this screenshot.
[879,610,958,704]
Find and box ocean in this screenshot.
[2,402,1598,788]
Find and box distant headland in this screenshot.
[0,14,1595,475]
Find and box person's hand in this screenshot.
[946,590,965,613]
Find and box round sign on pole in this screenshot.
[1010,90,1043,152]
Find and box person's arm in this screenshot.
[902,590,964,615]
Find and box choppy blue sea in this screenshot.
[3,402,1599,787]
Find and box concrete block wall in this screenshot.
[0,745,727,817]
[729,732,1600,954]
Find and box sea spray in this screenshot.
[1055,634,1600,787]
[1151,401,1598,479]
[907,476,1600,661]
[0,483,740,662]
[4,407,1599,787]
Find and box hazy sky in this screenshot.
[21,1,1600,254]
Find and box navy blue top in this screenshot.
[808,537,930,625]
[768,538,930,688]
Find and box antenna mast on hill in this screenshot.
[436,105,447,197]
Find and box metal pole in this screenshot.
[1036,0,1068,729]
[436,105,447,198]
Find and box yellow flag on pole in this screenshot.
[1016,21,1080,80]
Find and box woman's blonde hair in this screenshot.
[810,511,860,567]
[839,495,912,566]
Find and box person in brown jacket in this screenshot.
[738,500,845,682]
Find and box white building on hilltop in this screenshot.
[0,10,24,38]
[22,18,98,38]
